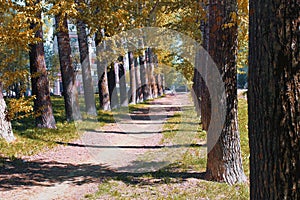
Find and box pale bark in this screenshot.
[0,83,14,142]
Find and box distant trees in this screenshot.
[248,0,300,198]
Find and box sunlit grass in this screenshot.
[0,96,114,158]
[85,97,250,200]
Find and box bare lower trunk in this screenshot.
[248,0,300,199]
[55,15,81,121]
[95,32,110,111]
[146,48,157,98]
[118,56,128,107]
[156,74,163,97]
[139,52,150,101]
[205,0,246,185]
[128,52,136,104]
[76,19,97,116]
[192,69,201,116]
[0,83,14,142]
[135,57,143,103]
[200,76,211,131]
[29,7,56,128]
[107,63,119,109]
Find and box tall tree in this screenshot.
[146,48,157,98]
[0,82,14,142]
[128,51,136,104]
[95,32,110,110]
[205,0,246,185]
[248,0,299,199]
[139,52,150,101]
[29,1,56,128]
[107,63,119,109]
[118,56,128,107]
[55,14,81,121]
[192,69,201,116]
[76,12,97,116]
[135,57,143,103]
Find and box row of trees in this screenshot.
[191,0,299,198]
[1,0,298,198]
[1,0,171,140]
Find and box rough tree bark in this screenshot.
[107,63,119,109]
[248,0,300,199]
[128,52,136,104]
[118,56,128,107]
[197,2,211,131]
[146,48,157,98]
[76,17,97,115]
[0,82,14,142]
[192,69,201,116]
[29,3,56,128]
[135,57,143,103]
[156,74,163,97]
[55,15,81,121]
[139,51,150,101]
[153,54,163,97]
[205,0,247,185]
[95,32,110,110]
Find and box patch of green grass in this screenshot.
[160,113,182,143]
[0,121,78,157]
[0,95,113,158]
[238,98,250,177]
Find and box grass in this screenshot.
[0,95,115,158]
[0,94,250,199]
[85,97,250,200]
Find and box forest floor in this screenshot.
[1,93,209,200]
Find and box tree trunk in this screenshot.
[128,52,136,104]
[55,15,81,121]
[146,48,157,98]
[248,0,300,199]
[161,74,165,95]
[157,74,163,97]
[199,3,211,131]
[139,52,150,101]
[118,56,128,106]
[205,0,246,185]
[95,32,110,111]
[0,82,14,142]
[135,57,143,103]
[29,5,56,128]
[76,18,97,116]
[200,75,211,131]
[192,69,201,116]
[107,63,119,109]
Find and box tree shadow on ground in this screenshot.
[0,157,206,191]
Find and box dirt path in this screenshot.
[0,93,192,200]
